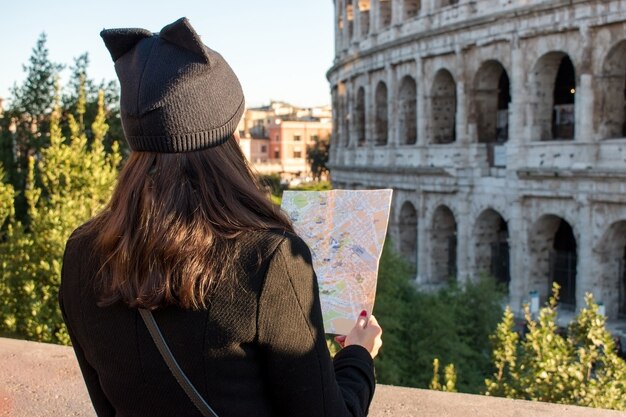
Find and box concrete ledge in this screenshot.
[0,337,622,417]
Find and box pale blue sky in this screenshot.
[0,0,335,108]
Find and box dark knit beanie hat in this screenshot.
[100,17,245,153]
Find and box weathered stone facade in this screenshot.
[327,0,626,325]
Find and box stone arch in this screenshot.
[404,0,420,19]
[474,209,510,288]
[358,0,371,37]
[398,201,418,267]
[473,60,510,143]
[356,87,366,146]
[375,81,389,146]
[379,0,392,28]
[530,52,576,141]
[431,69,456,144]
[594,221,626,319]
[431,205,457,284]
[528,215,577,309]
[398,76,417,145]
[598,40,626,139]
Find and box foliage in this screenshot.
[0,35,123,221]
[289,180,332,192]
[373,242,505,393]
[306,135,330,181]
[485,283,626,411]
[430,358,457,392]
[259,173,284,197]
[0,88,121,344]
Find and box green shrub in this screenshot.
[374,242,505,393]
[0,90,120,344]
[486,284,626,411]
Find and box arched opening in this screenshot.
[431,69,456,144]
[399,202,418,267]
[346,3,354,40]
[552,56,576,140]
[404,0,420,19]
[474,61,510,143]
[379,0,392,28]
[594,221,626,319]
[529,215,577,309]
[398,76,417,145]
[375,81,389,146]
[431,205,457,284]
[474,209,510,289]
[356,87,366,146]
[531,52,576,141]
[359,0,371,37]
[598,40,626,139]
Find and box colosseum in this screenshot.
[327,0,626,330]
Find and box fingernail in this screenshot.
[360,310,367,317]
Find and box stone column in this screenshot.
[370,0,380,34]
[416,58,428,147]
[353,0,361,42]
[341,1,349,50]
[392,0,403,25]
[346,80,354,148]
[423,0,437,14]
[507,198,526,314]
[576,23,594,142]
[508,37,526,171]
[455,201,472,284]
[387,64,399,146]
[334,0,341,55]
[576,74,594,142]
[454,46,468,145]
[416,196,429,284]
[575,197,593,313]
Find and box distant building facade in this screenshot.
[327,0,626,329]
[237,101,332,179]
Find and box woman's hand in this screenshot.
[334,310,383,359]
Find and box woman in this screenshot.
[59,17,382,417]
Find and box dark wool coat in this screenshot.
[59,228,376,417]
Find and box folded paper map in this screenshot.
[281,189,393,335]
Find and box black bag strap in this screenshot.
[139,308,219,417]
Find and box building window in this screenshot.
[261,145,267,153]
[274,150,280,159]
[293,151,302,158]
[275,135,279,142]
[294,135,301,141]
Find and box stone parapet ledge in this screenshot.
[0,337,622,417]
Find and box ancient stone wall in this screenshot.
[328,0,626,332]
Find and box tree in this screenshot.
[486,283,626,411]
[0,87,121,344]
[1,33,63,217]
[306,135,330,181]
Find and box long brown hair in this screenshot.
[81,136,293,310]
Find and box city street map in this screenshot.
[281,189,393,335]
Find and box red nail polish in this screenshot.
[360,310,367,317]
